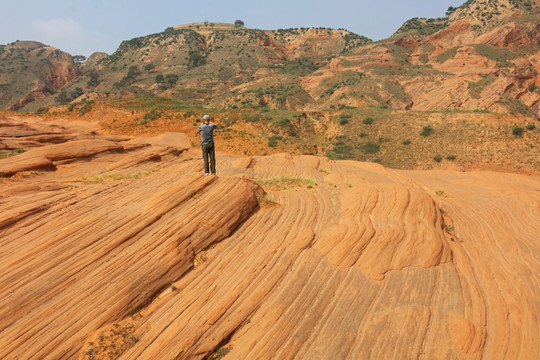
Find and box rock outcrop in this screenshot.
[0,115,538,359]
[80,52,109,74]
[7,81,54,111]
[46,49,80,90]
[0,41,80,110]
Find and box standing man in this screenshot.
[196,114,217,175]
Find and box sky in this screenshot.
[1,0,465,57]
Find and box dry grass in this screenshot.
[255,176,317,191]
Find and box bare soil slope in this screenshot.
[0,115,538,359]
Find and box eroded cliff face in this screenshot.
[1,42,80,110]
[46,49,80,90]
[0,115,538,360]
[7,81,54,111]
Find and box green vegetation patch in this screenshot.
[468,74,497,99]
[497,95,534,116]
[0,148,27,159]
[512,126,524,136]
[326,138,355,160]
[268,57,321,76]
[434,47,458,64]
[362,117,374,125]
[110,96,192,112]
[384,43,414,65]
[270,118,296,136]
[472,44,519,66]
[255,175,317,190]
[394,17,449,37]
[342,32,372,53]
[81,170,155,184]
[420,125,435,137]
[267,135,282,147]
[362,141,381,154]
[143,109,162,122]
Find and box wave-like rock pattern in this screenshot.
[0,118,538,359]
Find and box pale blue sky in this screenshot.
[1,0,464,56]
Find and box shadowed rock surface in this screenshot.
[0,116,538,359]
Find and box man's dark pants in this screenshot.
[202,142,216,174]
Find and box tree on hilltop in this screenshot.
[73,55,86,65]
[235,19,245,28]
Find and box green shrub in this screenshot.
[188,51,206,67]
[11,148,26,156]
[78,101,92,115]
[420,125,434,137]
[87,71,100,88]
[144,109,161,121]
[165,74,179,86]
[326,140,354,160]
[433,154,442,162]
[359,132,368,138]
[55,89,71,104]
[403,139,411,145]
[268,136,282,147]
[446,154,456,160]
[245,115,260,123]
[512,126,524,136]
[362,117,374,125]
[497,95,533,116]
[271,118,296,136]
[339,118,349,125]
[526,124,536,131]
[363,141,380,154]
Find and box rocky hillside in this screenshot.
[0,115,538,359]
[34,97,539,174]
[449,0,539,28]
[1,0,539,118]
[0,41,79,110]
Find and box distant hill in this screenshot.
[0,41,79,110]
[1,0,539,118]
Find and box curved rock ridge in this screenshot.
[0,117,538,359]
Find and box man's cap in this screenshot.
[203,114,210,120]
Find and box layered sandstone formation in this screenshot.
[0,116,538,359]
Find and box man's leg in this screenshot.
[202,144,210,174]
[209,143,216,175]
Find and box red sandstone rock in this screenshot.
[0,116,538,360]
